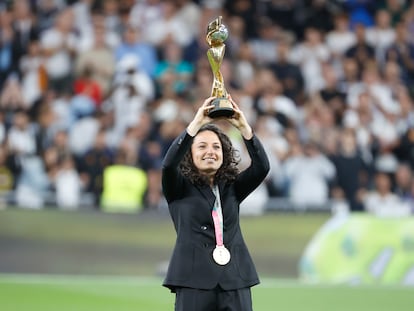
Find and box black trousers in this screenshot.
[174,286,253,311]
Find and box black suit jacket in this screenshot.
[162,130,270,291]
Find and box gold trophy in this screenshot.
[206,16,234,118]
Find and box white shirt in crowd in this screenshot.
[55,168,82,210]
[284,152,336,207]
[364,192,411,218]
[7,127,36,155]
[40,28,77,78]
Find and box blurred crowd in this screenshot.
[1,0,414,216]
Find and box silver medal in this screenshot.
[213,245,231,265]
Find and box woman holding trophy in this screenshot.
[161,17,270,311]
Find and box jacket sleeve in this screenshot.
[234,134,270,202]
[162,130,194,202]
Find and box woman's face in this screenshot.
[191,130,223,176]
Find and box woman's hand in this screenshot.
[226,96,253,139]
[186,96,215,136]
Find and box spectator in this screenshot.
[35,0,62,32]
[393,162,413,201]
[254,115,289,198]
[344,23,375,73]
[385,21,414,89]
[13,112,52,208]
[302,0,336,34]
[382,60,406,95]
[394,118,414,170]
[289,26,330,95]
[77,128,114,206]
[7,109,36,156]
[357,66,400,174]
[73,66,103,107]
[232,41,255,90]
[330,128,370,211]
[403,4,414,44]
[318,63,347,126]
[75,14,117,96]
[362,171,411,217]
[365,9,396,64]
[100,148,148,213]
[105,54,154,142]
[0,7,15,89]
[394,87,414,134]
[10,0,40,81]
[19,38,47,107]
[71,0,94,46]
[262,0,302,38]
[325,12,356,60]
[0,145,16,205]
[40,7,77,95]
[129,0,163,35]
[343,92,375,163]
[337,57,361,94]
[0,75,27,111]
[283,140,336,208]
[114,24,158,78]
[114,53,155,100]
[145,0,195,49]
[224,0,258,39]
[54,153,83,209]
[50,129,71,157]
[98,0,121,35]
[378,0,408,26]
[301,95,337,146]
[175,0,202,60]
[268,37,305,104]
[253,67,299,129]
[247,17,280,66]
[154,41,194,97]
[14,154,51,209]
[68,109,107,156]
[42,145,59,181]
[33,102,58,155]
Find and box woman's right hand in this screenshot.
[186,96,215,136]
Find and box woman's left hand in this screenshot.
[226,96,253,139]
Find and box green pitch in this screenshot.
[0,274,413,311]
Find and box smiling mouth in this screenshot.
[203,157,216,161]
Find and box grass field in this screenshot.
[0,274,413,311]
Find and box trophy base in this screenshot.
[208,98,234,118]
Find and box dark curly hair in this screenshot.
[180,124,240,185]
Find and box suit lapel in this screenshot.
[197,184,216,208]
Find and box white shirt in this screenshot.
[40,28,77,78]
[8,127,36,155]
[68,117,100,156]
[146,17,193,47]
[325,30,356,55]
[284,154,336,206]
[364,192,411,217]
[55,168,81,209]
[289,43,330,94]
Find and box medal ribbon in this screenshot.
[211,185,224,247]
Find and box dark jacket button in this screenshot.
[201,225,208,230]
